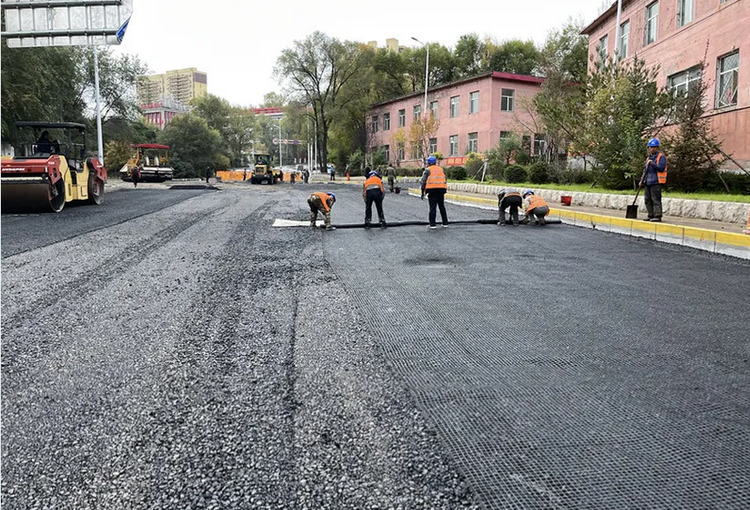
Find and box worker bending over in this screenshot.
[307,192,336,231]
[363,168,387,229]
[497,188,523,226]
[523,190,550,225]
[420,155,449,229]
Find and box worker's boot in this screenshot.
[365,221,371,229]
[539,216,546,226]
[380,220,387,229]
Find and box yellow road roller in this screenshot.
[1,121,107,213]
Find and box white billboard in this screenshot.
[1,0,133,47]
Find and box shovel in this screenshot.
[626,187,641,219]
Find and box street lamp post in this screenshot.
[278,117,283,169]
[411,37,429,118]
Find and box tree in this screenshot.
[104,140,132,176]
[661,60,725,191]
[225,109,257,167]
[159,114,223,177]
[539,18,589,82]
[453,34,483,78]
[391,128,407,166]
[490,134,524,165]
[489,40,540,75]
[80,47,149,120]
[191,94,233,138]
[275,32,368,170]
[408,115,440,164]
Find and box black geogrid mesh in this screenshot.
[325,189,750,509]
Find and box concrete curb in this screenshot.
[407,189,750,260]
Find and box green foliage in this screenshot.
[488,40,540,75]
[464,152,484,177]
[528,161,549,184]
[539,18,589,82]
[453,34,483,78]
[348,149,365,173]
[159,114,223,178]
[371,148,387,168]
[515,150,532,165]
[104,140,132,176]
[433,152,444,161]
[504,164,528,183]
[446,166,467,180]
[82,48,148,120]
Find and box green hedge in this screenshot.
[504,164,527,183]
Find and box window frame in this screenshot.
[501,89,515,112]
[413,105,421,121]
[469,91,479,114]
[449,134,459,156]
[619,20,630,58]
[467,132,478,154]
[716,50,739,109]
[677,0,694,28]
[383,112,390,131]
[429,137,437,155]
[598,34,609,66]
[383,144,390,162]
[645,1,659,46]
[667,66,702,97]
[429,100,439,118]
[371,115,379,133]
[450,96,460,118]
[398,109,406,128]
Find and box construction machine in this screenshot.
[120,144,174,182]
[249,152,277,184]
[1,122,107,213]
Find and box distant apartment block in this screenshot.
[367,72,545,166]
[583,0,749,167]
[366,38,406,53]
[137,67,208,106]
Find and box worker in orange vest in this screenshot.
[363,168,386,229]
[307,192,336,231]
[522,190,550,225]
[420,155,448,229]
[639,137,668,222]
[497,188,523,226]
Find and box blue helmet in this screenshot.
[523,189,534,198]
[328,192,336,203]
[647,138,660,147]
[426,155,437,165]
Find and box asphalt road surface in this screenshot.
[2,182,749,509]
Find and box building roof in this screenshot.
[371,71,545,108]
[582,0,636,35]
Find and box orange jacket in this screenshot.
[526,195,549,215]
[311,192,333,212]
[424,165,447,190]
[363,174,384,197]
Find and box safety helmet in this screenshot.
[523,189,534,198]
[647,138,660,147]
[328,192,336,203]
[426,155,437,165]
[498,188,507,196]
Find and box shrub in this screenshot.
[464,152,484,178]
[447,166,467,180]
[515,150,532,165]
[528,161,549,184]
[504,164,527,183]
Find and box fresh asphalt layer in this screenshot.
[2,182,749,509]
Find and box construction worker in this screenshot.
[497,188,523,226]
[639,138,668,222]
[363,168,386,229]
[132,163,142,188]
[522,190,550,225]
[386,165,397,192]
[420,155,448,229]
[307,192,336,231]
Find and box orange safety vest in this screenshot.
[311,192,332,212]
[526,195,549,215]
[363,175,384,197]
[424,165,447,190]
[505,192,522,198]
[655,152,668,184]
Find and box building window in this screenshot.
[429,100,438,118]
[450,96,460,118]
[449,135,459,156]
[667,66,701,96]
[645,2,659,45]
[413,105,421,120]
[619,20,630,58]
[397,145,405,161]
[398,109,405,127]
[533,134,547,156]
[383,145,390,162]
[677,0,694,28]
[501,89,515,112]
[716,51,739,108]
[429,138,437,154]
[371,115,379,133]
[598,35,608,66]
[383,112,390,131]
[499,131,512,140]
[467,132,478,153]
[469,91,479,114]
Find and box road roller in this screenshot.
[1,121,107,213]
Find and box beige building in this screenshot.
[137,68,208,106]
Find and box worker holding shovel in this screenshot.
[639,138,668,222]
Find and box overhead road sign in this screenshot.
[1,0,133,47]
[273,138,300,145]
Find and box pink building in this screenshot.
[141,99,191,130]
[583,0,750,167]
[367,72,545,166]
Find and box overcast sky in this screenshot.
[115,0,609,107]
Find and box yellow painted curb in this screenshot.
[408,188,750,250]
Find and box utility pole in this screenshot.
[93,45,104,164]
[278,117,283,168]
[614,0,623,63]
